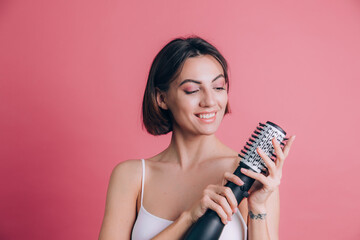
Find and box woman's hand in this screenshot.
[240,136,296,210]
[186,172,244,225]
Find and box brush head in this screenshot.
[238,121,287,173]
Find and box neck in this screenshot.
[161,128,223,169]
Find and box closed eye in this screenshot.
[184,89,199,94]
[214,87,226,91]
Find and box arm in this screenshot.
[241,136,295,240]
[246,187,280,240]
[99,160,142,240]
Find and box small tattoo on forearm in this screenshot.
[249,211,267,220]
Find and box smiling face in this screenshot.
[157,55,229,136]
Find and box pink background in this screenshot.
[1,0,359,239]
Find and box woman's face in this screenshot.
[160,54,228,136]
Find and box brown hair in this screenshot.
[142,36,230,135]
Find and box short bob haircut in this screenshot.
[142,36,230,136]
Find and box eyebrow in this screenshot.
[179,74,225,86]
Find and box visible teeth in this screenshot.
[199,113,215,119]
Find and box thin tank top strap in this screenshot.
[140,159,145,205]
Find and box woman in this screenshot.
[99,36,296,240]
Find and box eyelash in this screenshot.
[184,87,226,95]
[184,90,199,94]
[215,87,226,91]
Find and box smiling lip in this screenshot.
[195,111,217,123]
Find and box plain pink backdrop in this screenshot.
[1,0,359,239]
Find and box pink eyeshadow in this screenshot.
[183,86,198,92]
[213,82,225,88]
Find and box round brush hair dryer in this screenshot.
[183,121,287,240]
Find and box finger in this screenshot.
[257,147,276,173]
[204,195,229,224]
[272,137,285,167]
[283,135,296,157]
[224,172,244,187]
[209,191,234,221]
[211,184,238,212]
[240,168,268,186]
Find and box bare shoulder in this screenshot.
[111,159,142,181]
[108,159,142,189]
[107,159,145,199]
[105,159,144,207]
[219,144,241,168]
[99,159,143,239]
[218,141,240,158]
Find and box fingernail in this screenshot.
[224,220,228,224]
[241,168,247,173]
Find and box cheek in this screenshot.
[218,93,228,108]
[175,94,200,109]
[168,98,198,118]
[178,99,198,114]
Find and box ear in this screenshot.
[156,88,168,110]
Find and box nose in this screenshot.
[199,88,216,108]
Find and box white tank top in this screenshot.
[131,159,247,240]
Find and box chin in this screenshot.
[196,124,222,136]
